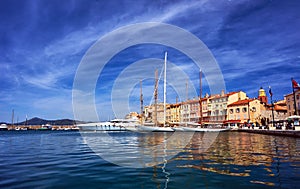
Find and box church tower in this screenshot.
[258,87,268,104]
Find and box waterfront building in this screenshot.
[167,103,181,123]
[180,98,200,123]
[144,103,166,125]
[144,88,288,127]
[285,89,300,116]
[261,100,288,125]
[178,91,247,126]
[274,100,288,120]
[227,99,264,125]
[201,95,211,124]
[180,101,191,123]
[226,88,287,127]
[207,91,247,126]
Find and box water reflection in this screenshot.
[80,131,195,168]
[81,131,300,187]
[176,132,300,187]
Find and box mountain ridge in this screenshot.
[3,117,86,125]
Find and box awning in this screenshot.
[223,120,241,124]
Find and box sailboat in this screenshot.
[137,52,174,132]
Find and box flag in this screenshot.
[268,86,273,97]
[292,78,300,89]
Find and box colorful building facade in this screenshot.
[285,89,300,116]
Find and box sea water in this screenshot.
[0,131,299,189]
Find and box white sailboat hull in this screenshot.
[181,126,230,132]
[154,127,174,132]
[172,127,185,131]
[130,125,174,132]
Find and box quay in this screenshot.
[4,125,79,131]
[237,128,300,138]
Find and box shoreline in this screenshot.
[2,126,300,138]
[236,128,300,138]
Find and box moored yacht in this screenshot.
[77,118,139,131]
[0,124,8,131]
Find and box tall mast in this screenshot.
[199,70,203,125]
[11,109,14,127]
[140,80,144,124]
[186,79,190,123]
[186,79,188,101]
[292,78,298,115]
[154,69,158,126]
[163,51,167,127]
[25,115,28,126]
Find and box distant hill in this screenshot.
[14,117,86,125]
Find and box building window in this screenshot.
[229,109,233,114]
[297,95,299,100]
[242,107,247,113]
[236,108,240,113]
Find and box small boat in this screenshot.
[38,124,52,130]
[0,124,8,131]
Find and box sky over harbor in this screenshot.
[1,0,300,122]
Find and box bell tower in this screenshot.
[258,87,268,104]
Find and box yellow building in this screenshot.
[227,99,263,125]
[167,103,181,123]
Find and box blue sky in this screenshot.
[1,0,300,122]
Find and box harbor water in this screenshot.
[0,131,299,189]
